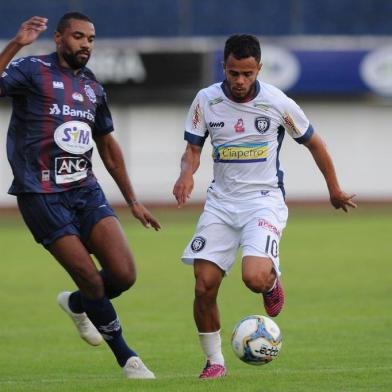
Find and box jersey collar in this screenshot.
[220,80,261,102]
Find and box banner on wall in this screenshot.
[214,45,392,97]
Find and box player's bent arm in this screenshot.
[94,133,161,230]
[173,143,202,207]
[0,17,47,76]
[304,132,357,212]
[180,143,202,176]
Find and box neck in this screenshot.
[56,52,82,75]
[223,80,258,103]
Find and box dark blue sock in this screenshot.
[81,295,137,366]
[68,270,126,313]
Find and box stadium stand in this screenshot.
[1,0,392,38]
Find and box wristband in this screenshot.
[127,199,139,207]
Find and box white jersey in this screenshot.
[184,81,314,200]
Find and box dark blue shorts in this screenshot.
[17,183,117,248]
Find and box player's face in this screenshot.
[55,19,95,69]
[224,54,262,102]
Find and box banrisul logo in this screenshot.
[54,121,93,154]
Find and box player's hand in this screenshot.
[330,191,357,212]
[129,202,161,231]
[173,174,194,208]
[13,17,48,46]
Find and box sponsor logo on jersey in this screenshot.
[191,236,206,252]
[30,57,51,67]
[41,170,50,182]
[213,143,268,163]
[283,113,301,136]
[53,81,64,89]
[84,84,97,103]
[208,97,224,106]
[55,156,90,184]
[54,121,93,154]
[10,58,25,67]
[1,71,7,77]
[49,104,61,115]
[209,121,224,128]
[49,104,95,121]
[234,118,245,132]
[254,102,270,111]
[255,116,270,134]
[72,92,84,102]
[192,102,202,129]
[258,218,281,237]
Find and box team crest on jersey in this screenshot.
[191,236,206,252]
[72,92,84,102]
[255,116,270,134]
[84,85,96,103]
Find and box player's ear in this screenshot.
[54,31,62,46]
[258,62,263,72]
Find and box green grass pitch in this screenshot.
[0,204,391,391]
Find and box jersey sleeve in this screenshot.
[0,57,33,97]
[281,96,314,144]
[184,91,209,147]
[93,89,114,135]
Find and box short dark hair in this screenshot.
[224,34,261,63]
[56,12,93,33]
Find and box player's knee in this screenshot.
[194,278,219,302]
[75,270,105,299]
[117,273,136,291]
[110,266,136,292]
[242,270,276,293]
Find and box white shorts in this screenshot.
[182,190,288,275]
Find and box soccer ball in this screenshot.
[231,315,282,365]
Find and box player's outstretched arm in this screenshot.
[304,132,357,212]
[95,133,161,230]
[173,143,202,208]
[0,16,47,75]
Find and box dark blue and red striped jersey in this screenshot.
[0,52,114,194]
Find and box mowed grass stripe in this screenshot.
[0,205,391,392]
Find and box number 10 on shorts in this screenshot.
[265,235,278,258]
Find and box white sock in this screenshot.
[198,330,225,365]
[267,278,277,293]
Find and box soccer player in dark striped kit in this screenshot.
[0,13,160,379]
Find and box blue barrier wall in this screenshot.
[1,0,392,38]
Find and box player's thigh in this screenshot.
[240,204,287,277]
[87,216,135,282]
[48,235,101,291]
[182,211,240,274]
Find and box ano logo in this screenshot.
[54,121,93,154]
[209,121,224,128]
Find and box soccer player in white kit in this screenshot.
[173,35,357,379]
